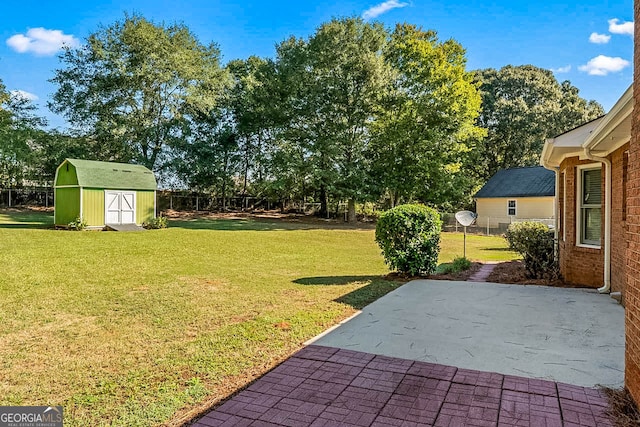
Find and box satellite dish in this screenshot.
[455,210,477,227]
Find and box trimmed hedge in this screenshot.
[375,204,442,276]
[504,221,557,279]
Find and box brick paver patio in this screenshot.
[193,345,613,426]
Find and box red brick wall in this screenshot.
[626,0,640,405]
[611,144,630,298]
[558,157,604,288]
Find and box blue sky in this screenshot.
[0,0,634,129]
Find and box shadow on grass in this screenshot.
[169,218,373,232]
[294,275,402,310]
[480,247,513,252]
[0,209,53,229]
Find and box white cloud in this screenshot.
[578,55,630,76]
[551,65,571,73]
[589,32,611,44]
[608,18,634,36]
[362,0,409,20]
[10,90,39,101]
[6,27,79,56]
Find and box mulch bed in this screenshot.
[384,263,483,283]
[485,260,589,288]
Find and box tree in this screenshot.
[268,18,390,221]
[0,84,47,187]
[49,14,229,173]
[470,65,603,181]
[369,24,484,208]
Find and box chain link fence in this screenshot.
[441,213,554,236]
[0,187,54,208]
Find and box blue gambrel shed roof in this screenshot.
[474,166,555,198]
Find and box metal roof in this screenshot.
[57,159,157,190]
[474,166,555,198]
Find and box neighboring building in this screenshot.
[626,1,640,407]
[54,159,157,228]
[474,166,555,230]
[541,87,630,294]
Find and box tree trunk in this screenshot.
[347,199,356,223]
[320,186,329,218]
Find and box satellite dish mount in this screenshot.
[454,211,478,258]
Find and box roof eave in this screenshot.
[582,84,633,154]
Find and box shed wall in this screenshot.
[54,187,80,225]
[55,163,78,186]
[82,188,105,226]
[136,190,156,224]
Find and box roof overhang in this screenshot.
[540,117,604,168]
[541,84,632,168]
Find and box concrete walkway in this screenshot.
[194,345,613,426]
[313,280,625,388]
[468,263,498,282]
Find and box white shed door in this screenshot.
[105,191,136,224]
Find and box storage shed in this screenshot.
[54,159,157,228]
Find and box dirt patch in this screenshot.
[486,260,588,287]
[162,209,376,229]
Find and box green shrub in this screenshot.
[375,204,442,275]
[143,216,168,229]
[438,256,472,274]
[504,221,557,279]
[68,216,87,231]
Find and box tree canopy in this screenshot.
[1,15,606,217]
[49,14,229,173]
[470,65,604,181]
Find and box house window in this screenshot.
[507,200,516,216]
[578,165,602,247]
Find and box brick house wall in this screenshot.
[611,144,630,298]
[626,0,640,404]
[557,144,628,293]
[558,157,604,288]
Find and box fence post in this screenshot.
[487,217,490,236]
[196,196,199,211]
[8,188,11,207]
[170,195,173,210]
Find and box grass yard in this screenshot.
[0,209,517,426]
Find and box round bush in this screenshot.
[375,204,442,276]
[504,221,557,279]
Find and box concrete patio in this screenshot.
[194,280,624,426]
[314,280,625,388]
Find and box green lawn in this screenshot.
[0,209,517,426]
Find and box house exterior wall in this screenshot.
[611,144,629,298]
[626,2,640,405]
[475,197,554,228]
[558,157,604,288]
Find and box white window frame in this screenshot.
[576,163,602,249]
[507,200,516,216]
